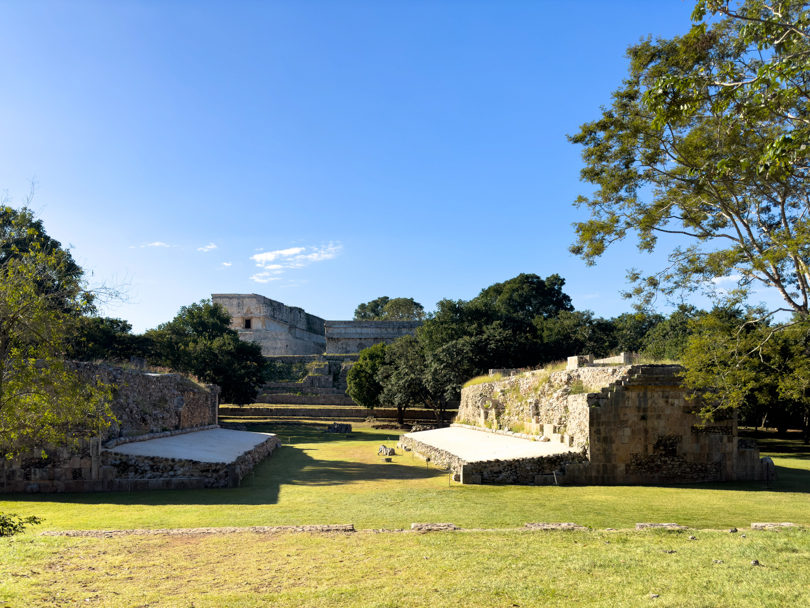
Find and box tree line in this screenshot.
[348,273,810,438]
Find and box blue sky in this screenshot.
[2,0,758,332]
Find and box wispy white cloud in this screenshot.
[222,262,232,267]
[197,242,217,253]
[250,272,282,283]
[711,274,742,285]
[141,241,172,248]
[249,242,342,283]
[251,247,306,265]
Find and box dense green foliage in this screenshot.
[680,307,810,438]
[146,300,267,405]
[0,206,87,313]
[354,296,425,321]
[345,342,387,411]
[65,316,151,362]
[570,0,810,430]
[350,274,585,417]
[0,207,112,457]
[570,0,810,313]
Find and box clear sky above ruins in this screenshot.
[0,1,785,331]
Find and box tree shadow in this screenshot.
[2,443,444,508]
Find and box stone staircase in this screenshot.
[587,365,682,406]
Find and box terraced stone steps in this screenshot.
[220,404,455,423]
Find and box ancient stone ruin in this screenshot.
[1,363,279,493]
[212,293,422,405]
[211,293,421,356]
[401,356,770,485]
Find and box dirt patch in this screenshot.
[41,524,356,537]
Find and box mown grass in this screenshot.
[1,422,809,606]
[1,422,809,532]
[2,527,808,607]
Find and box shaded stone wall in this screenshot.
[324,321,422,354]
[73,363,219,442]
[1,364,223,493]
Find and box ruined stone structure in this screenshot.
[1,364,279,493]
[324,320,423,354]
[212,293,326,355]
[212,293,421,356]
[403,361,769,485]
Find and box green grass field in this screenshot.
[1,420,809,606]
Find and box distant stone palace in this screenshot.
[212,293,421,356]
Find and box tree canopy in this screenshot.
[569,0,810,431]
[147,300,267,405]
[347,274,582,420]
[570,0,810,315]
[354,297,425,321]
[0,207,111,457]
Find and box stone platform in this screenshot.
[2,428,281,493]
[106,428,275,463]
[403,427,576,462]
[101,428,281,490]
[399,426,584,485]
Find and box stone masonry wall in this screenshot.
[564,365,765,484]
[71,363,219,442]
[453,364,767,485]
[397,433,587,485]
[324,321,422,354]
[1,364,223,493]
[1,434,279,493]
[212,293,327,356]
[456,366,630,449]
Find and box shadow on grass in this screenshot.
[220,419,408,446]
[740,429,810,460]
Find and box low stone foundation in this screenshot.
[399,427,587,485]
[460,453,588,485]
[1,431,280,493]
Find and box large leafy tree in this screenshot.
[351,274,578,420]
[0,207,112,457]
[570,0,810,313]
[147,300,267,405]
[66,316,151,362]
[570,0,810,421]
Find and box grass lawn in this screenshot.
[1,420,809,606]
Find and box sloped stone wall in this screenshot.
[70,363,219,441]
[452,364,767,485]
[456,366,630,448]
[1,364,223,493]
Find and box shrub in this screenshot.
[0,512,42,537]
